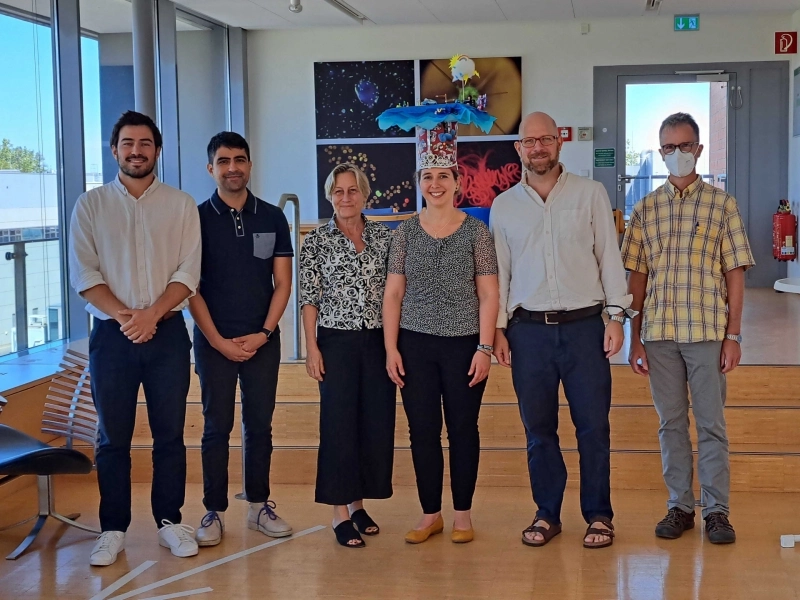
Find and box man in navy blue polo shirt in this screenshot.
[189,132,294,546]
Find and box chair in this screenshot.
[612,209,625,235]
[0,348,99,560]
[459,207,490,226]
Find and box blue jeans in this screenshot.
[506,314,613,524]
[90,315,191,532]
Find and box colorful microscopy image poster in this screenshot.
[314,60,415,139]
[316,143,417,218]
[456,140,521,208]
[420,57,522,137]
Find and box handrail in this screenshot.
[278,193,303,361]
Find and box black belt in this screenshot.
[512,304,603,325]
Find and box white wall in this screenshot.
[789,10,800,280]
[247,12,793,222]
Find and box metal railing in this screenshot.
[2,237,62,355]
[278,193,303,361]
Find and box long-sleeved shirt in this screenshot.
[489,166,631,328]
[68,175,201,320]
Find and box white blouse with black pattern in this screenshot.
[299,217,391,330]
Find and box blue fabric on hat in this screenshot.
[377,102,496,134]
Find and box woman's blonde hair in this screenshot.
[324,162,371,202]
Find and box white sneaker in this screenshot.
[90,531,125,566]
[247,501,293,538]
[196,511,224,547]
[158,520,199,557]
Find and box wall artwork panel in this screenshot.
[314,60,415,139]
[316,143,417,218]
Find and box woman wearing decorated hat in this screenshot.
[380,85,500,544]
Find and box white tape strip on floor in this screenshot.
[138,587,214,600]
[107,525,326,600]
[89,560,158,600]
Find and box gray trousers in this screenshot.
[644,340,729,518]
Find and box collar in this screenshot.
[113,173,161,199]
[665,175,703,199]
[519,162,567,191]
[210,189,258,215]
[327,214,371,239]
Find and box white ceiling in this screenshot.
[2,0,799,33]
[176,0,800,29]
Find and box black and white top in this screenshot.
[300,217,392,330]
[388,214,498,337]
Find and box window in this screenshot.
[0,3,62,356]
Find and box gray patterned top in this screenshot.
[299,217,391,330]
[388,214,498,337]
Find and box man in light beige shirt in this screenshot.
[490,112,630,549]
[69,111,201,566]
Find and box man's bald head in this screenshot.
[518,112,558,137]
[516,111,562,177]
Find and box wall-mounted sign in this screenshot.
[776,32,798,54]
[594,148,615,168]
[674,15,699,31]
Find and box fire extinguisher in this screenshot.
[773,199,797,261]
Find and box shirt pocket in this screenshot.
[253,232,276,260]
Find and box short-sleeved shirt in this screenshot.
[197,190,294,339]
[299,217,391,330]
[620,178,755,343]
[387,214,498,337]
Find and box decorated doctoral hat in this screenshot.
[377,55,495,170]
[378,101,496,170]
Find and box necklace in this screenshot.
[423,208,458,239]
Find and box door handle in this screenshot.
[617,174,634,183]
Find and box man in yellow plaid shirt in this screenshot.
[621,113,754,545]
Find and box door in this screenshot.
[594,62,790,288]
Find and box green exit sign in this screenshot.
[674,14,700,31]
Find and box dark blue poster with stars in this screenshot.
[314,60,415,139]
[316,143,416,218]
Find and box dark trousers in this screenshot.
[506,314,613,525]
[398,329,486,514]
[194,328,281,512]
[89,315,191,532]
[315,327,396,506]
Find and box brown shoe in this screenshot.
[655,508,695,539]
[521,518,562,547]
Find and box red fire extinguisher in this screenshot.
[773,199,797,261]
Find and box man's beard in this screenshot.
[523,152,559,176]
[118,156,155,179]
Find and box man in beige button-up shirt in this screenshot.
[490,112,631,550]
[68,111,201,567]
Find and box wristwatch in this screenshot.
[261,328,274,341]
[477,344,494,355]
[725,333,742,344]
[608,315,625,324]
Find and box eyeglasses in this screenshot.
[661,141,699,155]
[519,135,558,148]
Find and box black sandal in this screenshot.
[333,520,365,548]
[522,518,562,547]
[583,516,615,549]
[350,509,380,536]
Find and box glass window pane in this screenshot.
[624,81,728,217]
[0,2,61,355]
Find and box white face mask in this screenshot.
[664,147,698,178]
